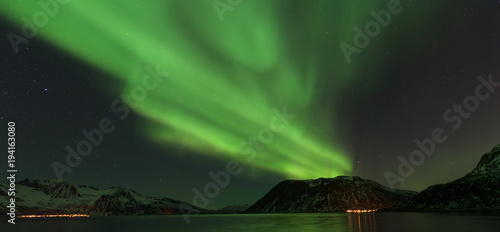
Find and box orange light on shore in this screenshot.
[346,209,377,213]
[19,214,90,218]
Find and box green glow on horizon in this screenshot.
[0,0,396,179]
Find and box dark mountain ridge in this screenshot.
[244,176,417,213]
[407,144,500,211]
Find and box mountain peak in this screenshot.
[408,143,500,211]
[18,179,81,198]
[469,144,500,176]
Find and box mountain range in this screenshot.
[2,144,499,215]
[0,179,210,216]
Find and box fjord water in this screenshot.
[4,213,500,232]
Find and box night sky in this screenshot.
[1,0,500,209]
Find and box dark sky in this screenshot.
[1,0,500,209]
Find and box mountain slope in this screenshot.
[244,176,416,213]
[407,144,500,210]
[0,179,210,216]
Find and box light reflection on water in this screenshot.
[348,213,376,232]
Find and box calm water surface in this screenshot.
[3,213,500,232]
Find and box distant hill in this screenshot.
[244,176,416,213]
[0,179,210,216]
[407,144,500,211]
[212,204,250,214]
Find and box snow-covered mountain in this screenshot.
[407,144,500,210]
[244,176,417,213]
[0,179,210,216]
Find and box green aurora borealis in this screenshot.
[2,0,378,179]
